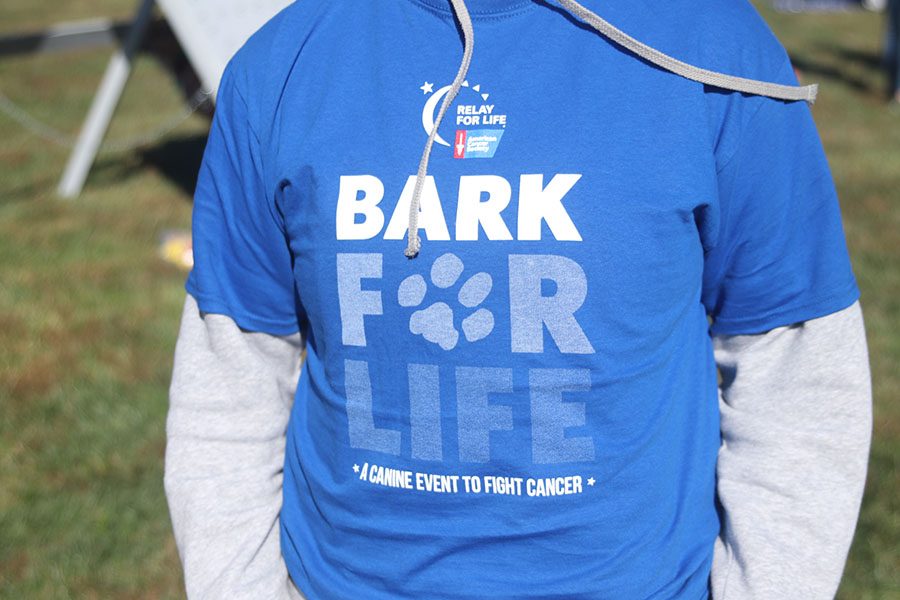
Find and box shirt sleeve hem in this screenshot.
[709,280,861,336]
[184,280,301,337]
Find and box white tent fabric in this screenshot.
[59,0,293,198]
[156,0,294,98]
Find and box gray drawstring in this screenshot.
[555,0,818,103]
[405,0,475,258]
[404,0,818,259]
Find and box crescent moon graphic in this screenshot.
[421,85,454,147]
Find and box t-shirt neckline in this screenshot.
[408,0,537,19]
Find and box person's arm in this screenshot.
[164,293,306,599]
[699,55,873,598]
[163,43,306,598]
[709,300,872,599]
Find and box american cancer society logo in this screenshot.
[419,80,507,159]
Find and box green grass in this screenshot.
[0,1,897,598]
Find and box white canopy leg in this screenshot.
[57,0,156,199]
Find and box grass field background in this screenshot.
[1,1,897,598]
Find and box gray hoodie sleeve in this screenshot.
[164,292,307,600]
[709,299,873,599]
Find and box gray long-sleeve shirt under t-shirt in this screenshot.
[164,294,872,600]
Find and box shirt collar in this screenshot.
[411,0,535,18]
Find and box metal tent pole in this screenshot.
[57,0,156,199]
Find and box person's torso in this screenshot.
[240,1,782,597]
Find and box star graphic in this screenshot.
[587,477,596,486]
[420,81,434,95]
[352,464,360,473]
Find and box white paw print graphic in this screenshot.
[398,252,494,350]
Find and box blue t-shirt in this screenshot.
[186,1,860,598]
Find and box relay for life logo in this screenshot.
[419,79,507,159]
